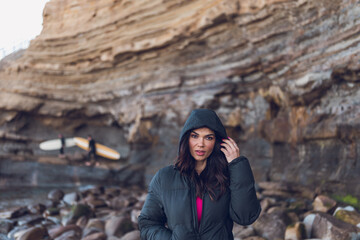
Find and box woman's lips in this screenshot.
[195,150,205,156]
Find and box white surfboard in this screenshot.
[74,137,120,160]
[39,138,76,151]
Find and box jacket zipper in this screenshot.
[191,186,199,232]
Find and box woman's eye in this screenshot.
[191,134,198,139]
[206,136,214,140]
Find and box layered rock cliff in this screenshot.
[0,0,359,196]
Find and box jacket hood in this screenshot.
[179,109,228,142]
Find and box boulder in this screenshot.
[284,222,306,240]
[334,207,360,226]
[311,212,360,240]
[312,195,337,213]
[105,216,134,238]
[253,210,291,240]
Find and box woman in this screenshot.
[138,109,261,240]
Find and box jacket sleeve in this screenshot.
[138,170,172,240]
[228,156,261,225]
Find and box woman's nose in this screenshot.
[197,138,205,146]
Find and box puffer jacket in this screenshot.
[138,156,261,240]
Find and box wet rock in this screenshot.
[312,195,337,213]
[311,212,360,239]
[0,219,13,235]
[284,222,306,240]
[119,230,140,240]
[17,226,48,240]
[105,216,134,238]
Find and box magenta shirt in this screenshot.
[196,196,203,225]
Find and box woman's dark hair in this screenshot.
[175,129,229,201]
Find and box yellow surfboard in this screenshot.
[74,137,120,160]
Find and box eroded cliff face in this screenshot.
[0,0,359,195]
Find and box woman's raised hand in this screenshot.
[220,137,240,163]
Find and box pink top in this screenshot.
[196,196,203,225]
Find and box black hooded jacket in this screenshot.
[138,109,261,240]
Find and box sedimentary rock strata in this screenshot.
[0,0,359,195]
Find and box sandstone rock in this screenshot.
[311,212,360,240]
[253,210,291,240]
[284,222,306,240]
[84,218,105,232]
[48,224,82,239]
[242,237,267,240]
[54,229,82,240]
[105,216,134,238]
[334,207,360,226]
[62,204,93,225]
[260,198,276,214]
[233,224,255,239]
[76,216,89,229]
[82,231,107,240]
[0,0,358,200]
[312,195,337,213]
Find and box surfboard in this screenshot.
[39,138,76,151]
[73,137,120,160]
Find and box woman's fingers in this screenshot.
[221,137,240,163]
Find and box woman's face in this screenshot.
[189,127,216,162]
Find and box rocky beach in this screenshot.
[1,181,360,240]
[0,0,360,239]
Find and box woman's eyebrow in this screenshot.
[191,131,214,137]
